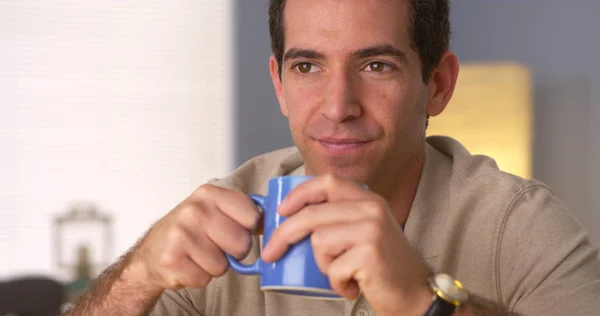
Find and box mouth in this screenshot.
[315,138,373,153]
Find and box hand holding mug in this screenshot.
[259,174,433,316]
[227,176,341,299]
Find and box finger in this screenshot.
[180,226,229,277]
[162,255,212,290]
[191,185,261,230]
[278,174,371,216]
[310,223,360,274]
[327,246,364,299]
[262,201,370,262]
[202,206,254,260]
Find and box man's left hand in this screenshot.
[262,174,434,316]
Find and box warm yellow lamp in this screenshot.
[427,62,533,178]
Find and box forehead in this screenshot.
[283,0,413,53]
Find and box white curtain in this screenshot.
[0,0,234,280]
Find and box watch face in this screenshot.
[431,273,469,304]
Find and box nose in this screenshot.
[320,69,362,123]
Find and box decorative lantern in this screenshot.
[53,201,113,301]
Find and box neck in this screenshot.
[302,143,426,226]
[368,144,425,226]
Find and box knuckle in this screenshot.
[214,258,230,277]
[310,230,326,248]
[178,202,205,222]
[193,184,217,200]
[163,229,191,255]
[157,251,179,270]
[365,200,387,218]
[166,226,187,245]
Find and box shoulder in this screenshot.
[427,136,560,224]
[429,136,578,232]
[428,136,575,244]
[427,135,542,193]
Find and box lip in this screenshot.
[315,138,372,153]
[317,137,369,144]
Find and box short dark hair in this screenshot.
[268,0,450,83]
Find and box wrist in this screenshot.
[119,255,164,296]
[66,253,165,315]
[410,284,437,316]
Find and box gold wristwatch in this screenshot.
[424,273,469,316]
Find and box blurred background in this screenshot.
[0,0,599,313]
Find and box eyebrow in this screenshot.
[283,44,408,63]
[350,44,408,63]
[283,48,326,62]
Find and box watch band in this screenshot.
[424,295,456,316]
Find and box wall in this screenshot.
[0,1,234,280]
[233,0,294,166]
[450,0,600,244]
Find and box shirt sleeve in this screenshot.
[498,184,600,315]
[149,288,206,316]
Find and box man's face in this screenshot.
[271,0,433,183]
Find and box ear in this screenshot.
[426,51,459,117]
[269,55,288,117]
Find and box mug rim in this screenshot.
[268,175,313,183]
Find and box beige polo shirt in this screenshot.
[150,136,600,316]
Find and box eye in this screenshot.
[294,62,319,74]
[363,61,392,73]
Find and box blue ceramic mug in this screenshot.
[226,175,341,299]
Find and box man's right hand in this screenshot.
[124,184,262,292]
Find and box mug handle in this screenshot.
[225,194,265,275]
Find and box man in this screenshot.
[67,0,600,315]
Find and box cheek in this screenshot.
[366,84,408,122]
[283,81,323,128]
[364,81,423,137]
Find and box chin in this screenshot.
[307,158,373,183]
[297,139,383,181]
